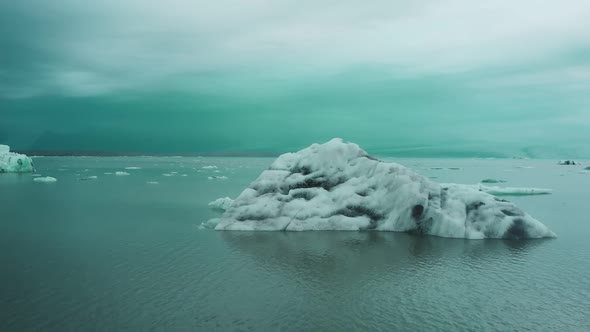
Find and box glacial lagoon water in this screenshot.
[1,156,590,331]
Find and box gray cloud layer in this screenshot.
[1,0,590,156]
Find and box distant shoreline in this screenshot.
[14,150,281,158]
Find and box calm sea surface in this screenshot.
[1,156,589,331]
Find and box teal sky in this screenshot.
[1,0,590,157]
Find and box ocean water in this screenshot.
[1,156,589,331]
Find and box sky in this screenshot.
[1,0,590,157]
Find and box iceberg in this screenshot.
[0,145,34,173]
[215,139,555,239]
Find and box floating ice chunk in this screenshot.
[202,166,217,169]
[215,138,555,239]
[147,181,159,184]
[34,176,57,183]
[481,179,507,184]
[125,166,142,170]
[558,160,578,165]
[170,171,178,174]
[442,184,552,196]
[162,173,173,177]
[208,197,234,211]
[208,176,228,180]
[198,218,220,230]
[115,171,130,176]
[181,174,188,177]
[0,145,34,173]
[80,176,98,181]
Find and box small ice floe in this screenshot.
[181,174,188,177]
[469,184,552,196]
[125,166,142,170]
[170,171,178,174]
[558,160,578,165]
[33,176,57,183]
[202,165,217,169]
[80,176,98,181]
[197,218,220,230]
[208,197,234,211]
[147,181,160,184]
[481,179,507,184]
[162,173,173,177]
[208,176,228,180]
[213,170,221,173]
[115,171,130,176]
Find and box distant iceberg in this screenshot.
[0,145,34,173]
[215,139,555,239]
[558,160,578,165]
[34,176,57,183]
[467,184,552,196]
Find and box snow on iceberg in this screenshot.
[0,145,34,173]
[208,197,234,211]
[215,139,555,239]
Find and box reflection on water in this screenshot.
[219,231,560,331]
[222,231,548,277]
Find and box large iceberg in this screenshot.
[0,145,34,173]
[215,139,555,239]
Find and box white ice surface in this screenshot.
[215,138,555,239]
[34,176,57,183]
[115,171,130,176]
